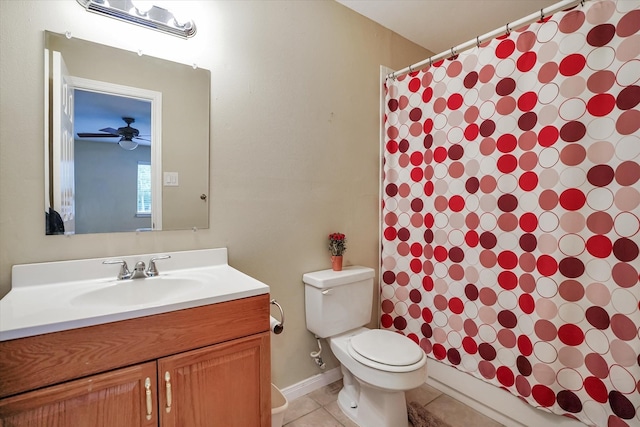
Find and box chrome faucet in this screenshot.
[146,255,171,277]
[103,255,171,280]
[102,259,133,280]
[130,261,148,279]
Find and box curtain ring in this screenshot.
[540,8,544,21]
[429,57,433,67]
[476,36,480,48]
[506,23,511,35]
[450,47,456,58]
[409,64,414,73]
[580,0,585,6]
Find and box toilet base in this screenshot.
[336,366,409,427]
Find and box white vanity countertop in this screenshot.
[0,248,270,341]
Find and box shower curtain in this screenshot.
[381,1,639,426]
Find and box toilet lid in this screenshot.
[350,329,423,367]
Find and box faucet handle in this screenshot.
[102,259,132,280]
[147,255,171,277]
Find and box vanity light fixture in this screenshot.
[76,0,196,39]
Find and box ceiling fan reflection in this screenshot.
[76,117,150,150]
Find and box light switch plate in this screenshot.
[164,172,179,186]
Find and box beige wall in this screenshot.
[0,0,429,388]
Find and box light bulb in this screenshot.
[132,0,153,15]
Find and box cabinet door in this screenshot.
[159,332,270,427]
[0,361,157,427]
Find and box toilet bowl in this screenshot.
[329,327,427,427]
[303,266,428,427]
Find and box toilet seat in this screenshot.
[347,329,426,373]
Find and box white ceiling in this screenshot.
[335,0,559,54]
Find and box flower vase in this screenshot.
[331,255,343,271]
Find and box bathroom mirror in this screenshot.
[44,31,210,235]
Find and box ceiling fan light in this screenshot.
[119,138,138,150]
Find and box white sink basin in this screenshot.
[0,248,270,341]
[71,276,206,307]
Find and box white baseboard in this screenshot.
[280,367,343,402]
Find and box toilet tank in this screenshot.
[303,266,375,338]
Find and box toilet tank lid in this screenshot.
[303,266,374,289]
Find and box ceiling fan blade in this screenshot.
[77,132,120,138]
[133,136,151,141]
[99,127,120,134]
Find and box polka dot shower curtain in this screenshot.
[381,1,639,426]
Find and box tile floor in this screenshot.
[282,380,505,427]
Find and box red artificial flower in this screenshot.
[329,232,347,256]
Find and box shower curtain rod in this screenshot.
[388,0,585,80]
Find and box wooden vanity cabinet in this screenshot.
[0,294,271,427]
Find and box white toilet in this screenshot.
[303,266,427,427]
